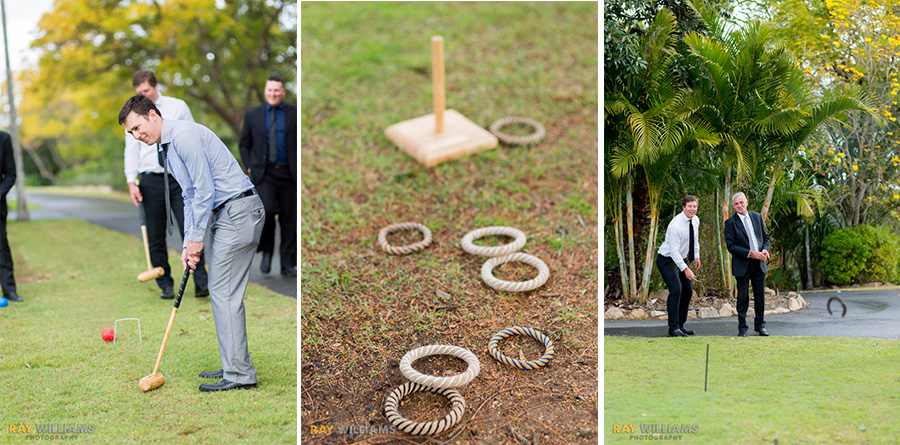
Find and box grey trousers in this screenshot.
[207,193,265,384]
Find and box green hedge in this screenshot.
[820,225,900,285]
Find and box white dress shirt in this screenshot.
[739,212,759,254]
[123,94,194,183]
[657,211,700,272]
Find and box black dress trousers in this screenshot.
[657,254,693,330]
[0,197,16,296]
[256,165,296,271]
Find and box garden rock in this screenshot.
[719,303,736,317]
[605,307,624,320]
[699,307,719,319]
[650,311,667,318]
[788,297,802,311]
[629,308,647,319]
[765,287,776,296]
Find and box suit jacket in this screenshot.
[724,211,770,277]
[238,102,297,184]
[0,131,16,199]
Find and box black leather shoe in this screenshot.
[161,288,175,299]
[738,331,747,337]
[5,292,23,302]
[281,266,297,277]
[199,369,224,379]
[196,288,209,298]
[757,328,770,337]
[199,379,257,392]
[668,328,688,337]
[679,326,695,335]
[260,251,272,274]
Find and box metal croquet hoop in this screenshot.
[481,252,550,292]
[827,296,847,317]
[384,382,466,436]
[489,117,546,146]
[399,345,480,389]
[488,326,554,370]
[114,318,142,345]
[460,226,526,257]
[378,222,432,255]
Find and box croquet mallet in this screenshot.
[137,201,165,282]
[139,270,191,392]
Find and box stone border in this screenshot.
[604,292,810,321]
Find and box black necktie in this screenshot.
[268,107,277,163]
[159,143,175,236]
[687,218,695,262]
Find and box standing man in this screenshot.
[119,95,265,391]
[239,73,296,277]
[0,131,20,303]
[724,192,771,337]
[124,70,209,299]
[656,195,701,337]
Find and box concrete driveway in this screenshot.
[11,191,296,298]
[605,288,900,338]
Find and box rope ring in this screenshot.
[460,226,526,257]
[399,345,480,389]
[378,222,432,255]
[488,326,554,370]
[489,117,546,146]
[383,382,466,435]
[481,252,549,292]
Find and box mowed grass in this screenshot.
[0,220,296,444]
[302,2,597,443]
[605,336,900,443]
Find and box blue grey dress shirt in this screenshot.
[160,118,254,247]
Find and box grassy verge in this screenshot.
[25,185,132,203]
[605,336,900,443]
[0,220,296,444]
[302,2,597,443]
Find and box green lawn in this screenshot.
[0,220,296,444]
[605,336,900,443]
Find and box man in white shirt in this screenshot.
[724,192,771,337]
[124,70,208,299]
[656,195,701,337]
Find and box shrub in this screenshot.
[856,225,900,284]
[820,228,870,285]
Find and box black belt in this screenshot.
[141,172,174,178]
[213,188,257,213]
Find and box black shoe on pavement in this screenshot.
[281,266,297,277]
[679,326,695,335]
[260,251,273,274]
[199,369,224,379]
[199,379,257,392]
[757,328,770,336]
[668,328,688,337]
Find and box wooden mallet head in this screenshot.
[138,267,165,282]
[139,372,165,392]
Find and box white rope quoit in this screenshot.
[481,252,550,292]
[399,345,481,389]
[460,226,526,257]
[383,382,466,436]
[489,117,546,146]
[378,222,432,255]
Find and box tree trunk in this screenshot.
[722,171,733,297]
[639,198,660,303]
[24,147,56,183]
[626,174,638,301]
[805,223,814,290]
[614,196,629,301]
[1,0,28,221]
[760,164,781,223]
[715,188,727,293]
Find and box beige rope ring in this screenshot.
[460,226,526,257]
[481,252,550,292]
[378,222,432,255]
[384,382,466,435]
[399,345,481,389]
[489,117,546,146]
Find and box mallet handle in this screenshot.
[139,202,153,270]
[151,307,178,376]
[431,36,445,133]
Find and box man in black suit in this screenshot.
[0,131,21,302]
[239,73,297,276]
[724,192,771,337]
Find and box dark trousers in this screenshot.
[657,254,692,330]
[140,173,208,292]
[0,197,16,296]
[735,259,766,333]
[256,165,296,271]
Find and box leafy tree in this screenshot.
[820,227,869,285]
[18,0,296,168]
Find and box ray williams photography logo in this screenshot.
[309,424,396,435]
[9,423,95,441]
[612,423,699,440]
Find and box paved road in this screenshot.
[12,192,296,298]
[605,288,900,338]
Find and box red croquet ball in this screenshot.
[102,328,115,342]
